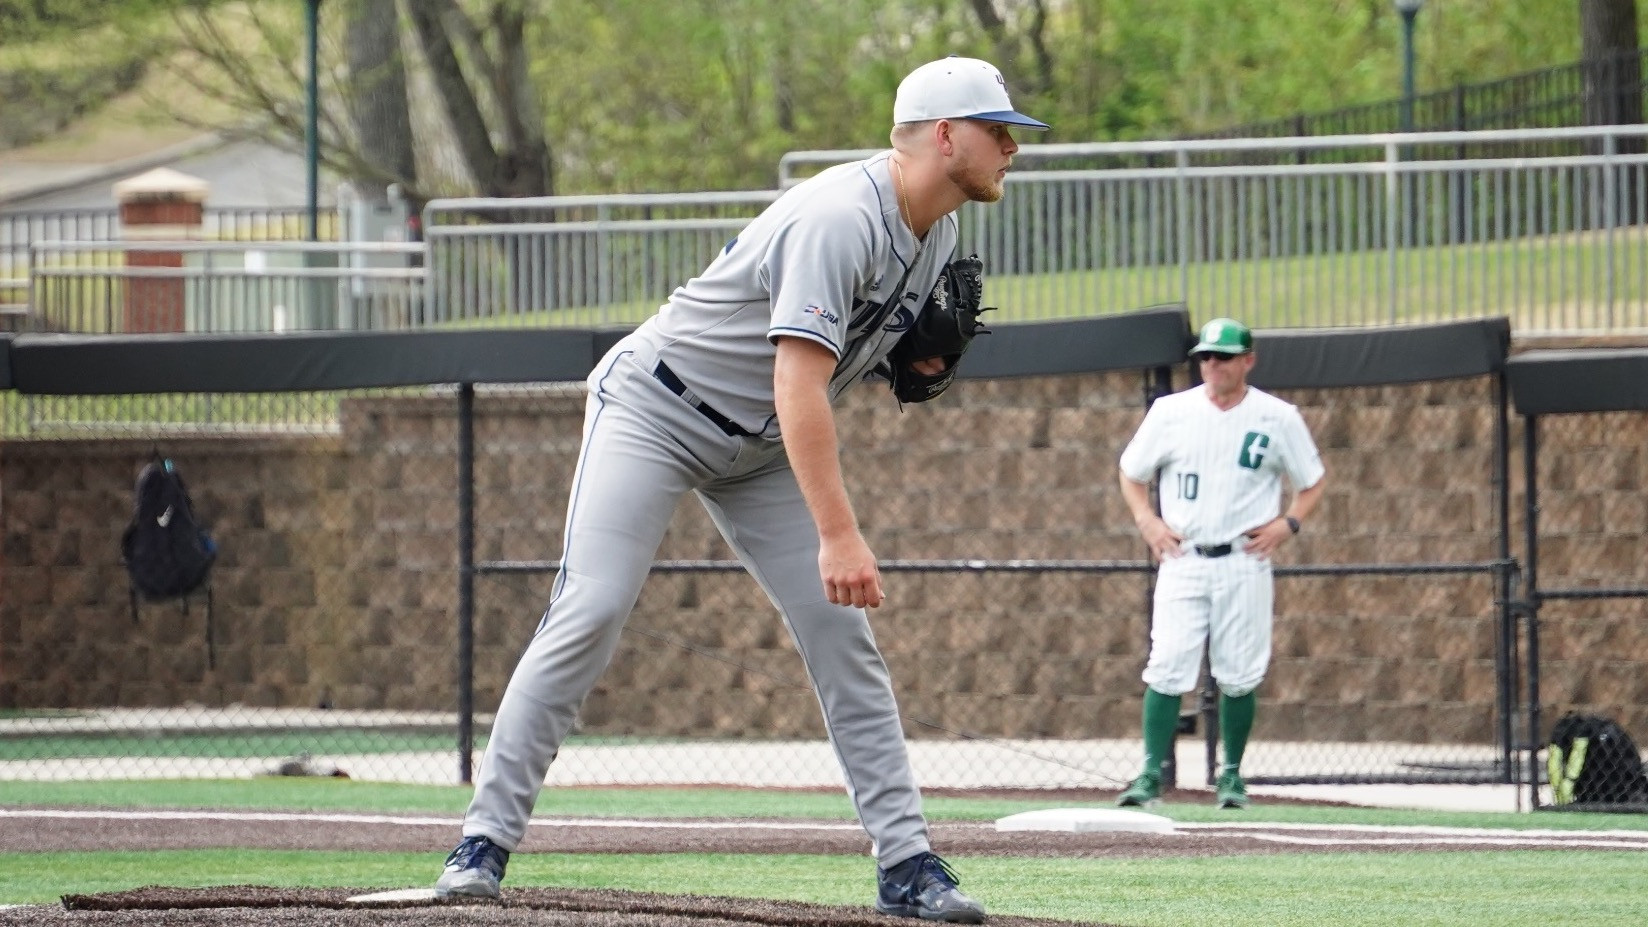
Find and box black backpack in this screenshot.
[120,456,219,666]
[1547,712,1648,807]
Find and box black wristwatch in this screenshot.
[1284,516,1301,535]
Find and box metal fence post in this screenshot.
[597,203,611,323]
[1144,365,1173,789]
[1521,413,1543,809]
[1453,84,1468,243]
[1175,150,1190,302]
[1492,369,1513,782]
[1605,132,1618,329]
[457,382,478,784]
[202,249,214,334]
[26,243,38,332]
[1385,142,1401,323]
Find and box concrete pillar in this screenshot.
[114,168,210,333]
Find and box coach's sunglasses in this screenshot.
[1193,352,1247,364]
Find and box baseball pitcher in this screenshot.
[1115,317,1327,809]
[433,56,1048,923]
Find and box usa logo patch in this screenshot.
[804,304,840,324]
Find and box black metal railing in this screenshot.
[1184,49,1648,165]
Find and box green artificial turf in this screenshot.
[0,850,1643,925]
[3,779,1646,831]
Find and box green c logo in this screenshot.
[1239,432,1269,470]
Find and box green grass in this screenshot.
[0,849,1642,924]
[989,231,1648,327]
[0,730,479,761]
[2,389,359,438]
[0,709,89,720]
[6,229,1648,438]
[17,226,1648,334]
[0,731,696,763]
[440,228,1648,330]
[4,779,1647,831]
[0,781,1644,923]
[0,778,480,813]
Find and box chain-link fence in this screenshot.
[15,323,1648,807]
[0,396,465,783]
[1519,405,1648,813]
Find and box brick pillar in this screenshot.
[114,168,210,333]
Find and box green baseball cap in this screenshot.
[1190,317,1253,356]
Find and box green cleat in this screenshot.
[1215,771,1249,809]
[1116,773,1162,808]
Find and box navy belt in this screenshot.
[1193,543,1234,558]
[653,361,754,437]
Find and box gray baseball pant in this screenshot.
[460,346,931,868]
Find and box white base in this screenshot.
[346,888,441,904]
[995,807,1176,834]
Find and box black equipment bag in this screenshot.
[1547,712,1648,807]
[120,455,219,667]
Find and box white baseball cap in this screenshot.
[893,56,1050,130]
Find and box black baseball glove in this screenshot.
[887,254,993,403]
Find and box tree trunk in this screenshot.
[1580,0,1642,127]
[344,0,415,197]
[405,0,502,193]
[486,2,552,197]
[1580,0,1642,223]
[964,0,1053,96]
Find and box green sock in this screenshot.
[1141,688,1182,777]
[1219,691,1257,774]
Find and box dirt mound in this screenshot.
[0,886,1112,927]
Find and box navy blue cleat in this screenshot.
[434,834,510,899]
[876,852,985,923]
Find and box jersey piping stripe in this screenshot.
[770,326,841,359]
[861,156,908,278]
[536,350,626,634]
[833,157,912,387]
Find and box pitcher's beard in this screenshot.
[949,163,1005,203]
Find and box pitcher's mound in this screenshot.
[43,886,1120,927]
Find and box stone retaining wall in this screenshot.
[2,369,1644,742]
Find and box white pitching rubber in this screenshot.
[345,888,443,904]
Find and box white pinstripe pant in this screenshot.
[1142,548,1273,697]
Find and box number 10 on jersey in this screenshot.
[1176,472,1199,500]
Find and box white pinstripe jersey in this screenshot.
[1119,385,1325,547]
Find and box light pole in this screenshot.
[1395,0,1423,134]
[1393,0,1423,248]
[305,0,322,241]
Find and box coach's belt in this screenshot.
[1192,543,1235,558]
[653,360,755,437]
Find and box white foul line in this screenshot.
[1180,821,1648,840]
[0,808,860,831]
[1240,834,1648,849]
[0,808,1641,848]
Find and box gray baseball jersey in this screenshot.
[627,151,957,438]
[1119,385,1325,696]
[457,151,955,871]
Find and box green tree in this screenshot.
[160,0,551,200]
[111,0,1648,196]
[0,0,184,42]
